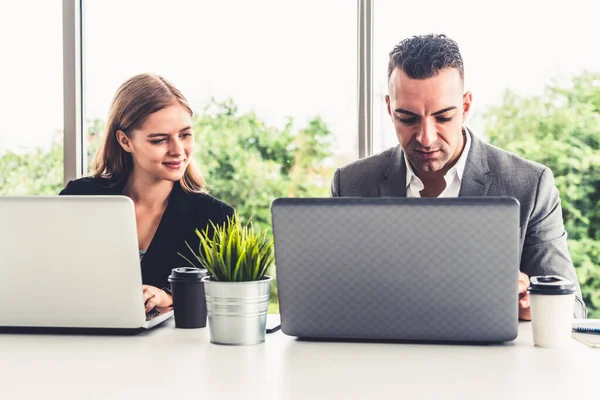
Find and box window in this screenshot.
[0,1,64,195]
[83,0,359,312]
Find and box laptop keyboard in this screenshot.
[145,308,160,321]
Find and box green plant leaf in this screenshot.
[177,251,197,269]
[179,211,274,282]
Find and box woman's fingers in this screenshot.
[145,294,157,312]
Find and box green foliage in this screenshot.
[485,72,600,317]
[193,99,335,234]
[568,238,600,315]
[179,213,275,282]
[0,133,64,195]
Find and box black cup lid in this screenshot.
[168,267,208,282]
[528,275,576,295]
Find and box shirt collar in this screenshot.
[404,151,418,187]
[404,129,471,187]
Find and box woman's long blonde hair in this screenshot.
[93,73,206,193]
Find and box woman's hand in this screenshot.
[142,285,173,312]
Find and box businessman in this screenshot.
[331,34,586,319]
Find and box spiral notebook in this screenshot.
[572,319,600,348]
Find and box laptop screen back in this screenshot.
[271,197,520,342]
[0,196,146,329]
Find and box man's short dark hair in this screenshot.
[387,34,464,82]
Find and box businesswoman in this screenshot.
[60,73,234,311]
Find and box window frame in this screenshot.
[62,0,85,184]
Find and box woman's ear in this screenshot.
[116,130,133,153]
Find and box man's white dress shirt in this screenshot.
[404,132,471,198]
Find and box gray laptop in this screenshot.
[271,197,520,343]
[0,196,173,334]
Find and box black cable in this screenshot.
[266,325,281,334]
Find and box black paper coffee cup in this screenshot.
[168,267,208,329]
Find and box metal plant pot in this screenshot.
[202,275,272,345]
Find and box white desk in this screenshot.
[0,316,595,400]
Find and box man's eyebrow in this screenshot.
[432,106,457,116]
[394,106,457,117]
[394,108,418,117]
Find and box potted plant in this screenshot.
[179,213,274,345]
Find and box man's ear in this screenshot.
[462,92,473,122]
[385,95,392,117]
[116,130,133,153]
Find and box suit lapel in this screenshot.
[459,129,492,197]
[378,145,407,197]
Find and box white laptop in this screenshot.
[0,196,173,333]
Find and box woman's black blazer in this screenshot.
[60,177,234,289]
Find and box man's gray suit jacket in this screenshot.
[331,130,587,318]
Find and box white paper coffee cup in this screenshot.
[528,275,576,349]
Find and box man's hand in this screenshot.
[142,285,173,312]
[518,272,531,320]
